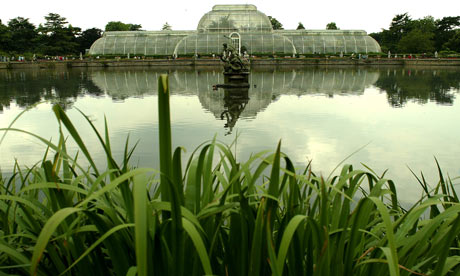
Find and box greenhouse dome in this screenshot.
[197,4,273,33]
[89,4,381,56]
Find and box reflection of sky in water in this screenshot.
[1,67,460,204]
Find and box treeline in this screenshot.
[370,14,460,54]
[0,13,147,58]
[0,13,104,57]
[1,12,460,57]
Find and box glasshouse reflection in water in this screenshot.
[1,67,459,115]
[88,68,379,117]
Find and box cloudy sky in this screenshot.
[0,0,459,33]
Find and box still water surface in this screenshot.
[1,66,459,203]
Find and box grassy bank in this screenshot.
[1,75,460,276]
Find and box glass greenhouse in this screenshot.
[89,4,381,56]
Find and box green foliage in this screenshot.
[326,22,339,30]
[129,24,142,31]
[37,13,81,56]
[0,20,11,51]
[42,13,68,31]
[76,28,102,53]
[268,16,283,30]
[1,75,460,275]
[376,13,412,52]
[397,29,435,53]
[444,30,460,52]
[373,13,460,53]
[0,13,105,56]
[162,22,172,31]
[105,21,142,31]
[435,16,460,50]
[105,21,129,31]
[390,13,412,38]
[7,17,38,53]
[296,22,305,30]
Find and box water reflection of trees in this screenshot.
[0,69,103,112]
[2,67,460,113]
[206,16,237,32]
[374,68,460,107]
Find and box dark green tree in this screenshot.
[355,13,458,53]
[7,17,38,53]
[105,21,142,31]
[410,16,436,33]
[369,31,383,45]
[43,13,68,31]
[37,13,80,55]
[380,13,412,52]
[397,29,435,53]
[396,16,435,53]
[105,21,130,31]
[268,16,283,30]
[77,28,102,53]
[162,22,172,31]
[296,22,305,30]
[434,16,460,50]
[129,24,142,31]
[326,22,338,30]
[444,30,460,52]
[0,20,11,53]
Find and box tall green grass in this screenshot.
[1,74,460,275]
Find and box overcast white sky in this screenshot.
[1,0,459,34]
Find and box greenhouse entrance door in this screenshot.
[229,32,241,56]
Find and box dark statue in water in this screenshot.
[216,43,250,135]
[220,43,249,73]
[220,88,249,135]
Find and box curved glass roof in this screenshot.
[279,30,381,53]
[197,5,272,33]
[89,31,190,56]
[173,33,297,55]
[88,4,382,56]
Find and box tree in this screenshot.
[435,16,460,50]
[410,16,436,33]
[367,14,459,53]
[37,13,80,55]
[43,13,68,32]
[77,28,102,53]
[394,16,436,53]
[388,13,411,44]
[389,13,412,35]
[378,13,412,52]
[105,21,142,31]
[8,17,38,53]
[268,16,283,30]
[0,20,11,52]
[129,24,142,31]
[296,22,305,30]
[397,29,435,53]
[105,21,130,31]
[162,22,172,31]
[326,22,338,30]
[444,30,460,52]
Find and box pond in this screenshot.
[1,66,460,203]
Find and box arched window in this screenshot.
[229,32,241,55]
